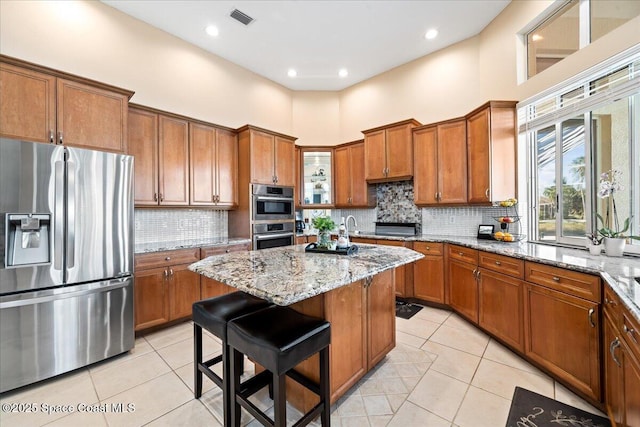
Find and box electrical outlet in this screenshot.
[449,216,455,224]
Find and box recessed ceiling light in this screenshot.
[424,29,438,40]
[531,34,543,42]
[338,69,348,78]
[205,25,219,37]
[287,69,297,78]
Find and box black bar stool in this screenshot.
[192,292,272,426]
[227,305,331,427]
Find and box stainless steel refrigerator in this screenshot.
[0,138,134,393]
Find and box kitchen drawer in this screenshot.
[135,248,200,271]
[413,242,443,255]
[201,242,250,258]
[377,239,407,247]
[478,251,524,279]
[623,307,640,360]
[447,244,478,264]
[524,262,600,303]
[603,284,621,326]
[351,237,377,244]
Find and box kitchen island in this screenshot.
[189,243,423,409]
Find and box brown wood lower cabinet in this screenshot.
[604,286,640,427]
[523,282,601,402]
[287,269,395,411]
[135,248,201,331]
[134,267,170,330]
[168,264,201,320]
[412,242,444,303]
[478,268,524,352]
[447,244,479,323]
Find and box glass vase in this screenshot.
[317,230,331,248]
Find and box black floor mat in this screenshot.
[395,301,423,319]
[506,387,611,427]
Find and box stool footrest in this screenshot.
[239,370,271,396]
[236,393,274,427]
[198,360,223,389]
[286,369,320,396]
[203,354,222,368]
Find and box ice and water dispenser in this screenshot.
[4,213,51,267]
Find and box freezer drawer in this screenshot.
[0,277,134,393]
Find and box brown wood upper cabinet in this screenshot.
[128,106,189,206]
[237,125,296,187]
[363,119,420,182]
[0,56,132,153]
[413,119,467,205]
[189,123,238,208]
[334,140,375,208]
[466,101,517,204]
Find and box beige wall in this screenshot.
[1,0,638,145]
[292,91,340,146]
[0,0,293,132]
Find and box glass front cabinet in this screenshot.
[299,148,333,207]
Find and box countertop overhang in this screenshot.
[189,244,423,306]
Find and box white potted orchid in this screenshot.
[596,170,639,256]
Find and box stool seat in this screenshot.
[228,305,331,426]
[228,305,330,375]
[193,291,272,340]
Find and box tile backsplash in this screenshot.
[135,209,228,244]
[328,180,524,238]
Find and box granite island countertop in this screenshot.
[189,243,423,306]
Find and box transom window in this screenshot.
[527,0,640,79]
[520,48,640,254]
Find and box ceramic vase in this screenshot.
[604,237,626,257]
[587,242,602,255]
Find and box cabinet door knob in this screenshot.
[485,188,490,199]
[458,252,464,256]
[169,268,174,277]
[49,130,55,143]
[159,193,164,202]
[552,276,560,282]
[154,193,158,202]
[495,261,501,266]
[165,256,171,261]
[588,308,596,328]
[58,131,63,145]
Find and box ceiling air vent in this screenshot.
[230,9,254,26]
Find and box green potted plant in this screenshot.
[596,169,639,256]
[311,215,336,249]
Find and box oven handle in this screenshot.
[255,196,294,202]
[254,232,294,240]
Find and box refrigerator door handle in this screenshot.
[0,278,131,309]
[66,161,76,269]
[54,160,65,270]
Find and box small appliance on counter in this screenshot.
[374,222,419,237]
[295,211,305,232]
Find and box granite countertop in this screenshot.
[135,237,251,254]
[189,244,424,306]
[349,232,640,321]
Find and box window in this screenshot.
[521,48,640,253]
[527,0,640,79]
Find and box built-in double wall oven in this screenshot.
[251,184,295,250]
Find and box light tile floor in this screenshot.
[0,304,606,426]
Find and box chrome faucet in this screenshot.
[345,215,358,236]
